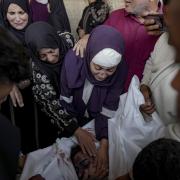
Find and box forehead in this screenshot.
[39,48,58,54]
[8,3,24,11]
[92,63,117,70]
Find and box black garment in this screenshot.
[1,0,31,43]
[1,88,37,153]
[48,0,71,33]
[25,22,79,138]
[77,1,109,35]
[0,113,20,180]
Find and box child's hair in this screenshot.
[70,145,82,162]
[133,138,180,180]
[0,26,31,84]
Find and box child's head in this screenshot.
[71,146,95,179]
[133,138,180,180]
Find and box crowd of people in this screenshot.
[0,0,180,179]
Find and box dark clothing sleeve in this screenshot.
[59,62,80,135]
[32,62,78,137]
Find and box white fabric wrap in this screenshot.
[92,48,122,68]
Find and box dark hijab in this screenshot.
[48,0,71,33]
[1,0,31,43]
[78,0,109,34]
[25,21,68,93]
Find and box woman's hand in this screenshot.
[73,34,89,58]
[74,127,97,157]
[95,139,109,178]
[140,84,155,115]
[10,84,24,107]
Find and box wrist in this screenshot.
[140,84,149,91]
[100,139,108,148]
[140,84,151,94]
[74,127,81,136]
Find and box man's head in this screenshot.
[163,0,180,61]
[125,0,158,16]
[133,138,180,180]
[0,26,30,104]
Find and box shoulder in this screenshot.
[108,8,125,18]
[104,8,125,25]
[153,32,175,58]
[64,49,84,69]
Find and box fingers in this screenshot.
[79,143,86,155]
[80,45,85,58]
[87,131,96,141]
[144,19,156,26]
[143,18,162,36]
[73,43,80,56]
[75,128,97,157]
[140,104,155,115]
[84,140,97,157]
[15,88,24,107]
[73,41,85,58]
[147,30,162,36]
[10,91,17,107]
[95,160,108,178]
[145,24,160,32]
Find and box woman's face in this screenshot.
[6,3,29,30]
[90,62,117,81]
[39,48,59,64]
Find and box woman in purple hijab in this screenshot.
[60,25,127,174]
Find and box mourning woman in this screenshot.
[60,25,127,173]
[25,21,76,145]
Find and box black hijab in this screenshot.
[48,0,71,33]
[25,21,68,94]
[2,0,31,43]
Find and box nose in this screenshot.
[99,71,108,80]
[15,14,21,22]
[47,54,55,63]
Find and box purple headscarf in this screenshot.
[65,25,126,88]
